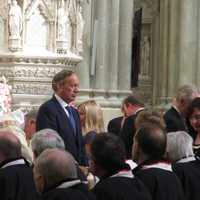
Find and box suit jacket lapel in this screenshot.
[52,96,76,135]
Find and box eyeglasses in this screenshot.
[190,115,200,121]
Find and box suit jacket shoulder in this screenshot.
[134,168,184,200]
[93,177,152,200]
[43,183,95,200]
[107,116,123,136]
[164,107,186,132]
[0,164,38,200]
[172,160,200,200]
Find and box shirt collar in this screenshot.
[141,160,172,172]
[0,158,25,169]
[135,107,145,115]
[56,180,81,189]
[54,94,69,108]
[177,156,196,163]
[110,169,134,178]
[172,105,181,115]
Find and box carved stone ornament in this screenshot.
[0,0,87,110]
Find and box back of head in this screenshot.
[135,110,166,130]
[0,127,32,163]
[90,133,127,174]
[24,109,38,140]
[78,100,104,134]
[25,110,38,121]
[134,123,166,161]
[0,131,21,162]
[167,131,194,162]
[123,95,144,107]
[31,129,65,158]
[34,148,77,189]
[175,84,197,103]
[187,97,200,118]
[52,70,75,92]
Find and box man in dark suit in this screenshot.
[90,133,151,200]
[164,84,198,138]
[132,123,185,200]
[107,95,138,136]
[0,131,38,200]
[36,70,86,165]
[107,116,123,136]
[119,95,145,158]
[33,148,95,200]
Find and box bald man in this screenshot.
[33,148,95,200]
[0,131,37,200]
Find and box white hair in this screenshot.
[31,129,65,158]
[167,131,194,162]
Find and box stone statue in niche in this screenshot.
[57,0,68,40]
[56,0,70,53]
[76,1,84,53]
[140,36,150,76]
[8,0,22,51]
[8,0,22,39]
[68,0,84,54]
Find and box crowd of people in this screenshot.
[0,69,199,200]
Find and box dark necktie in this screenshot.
[66,106,76,135]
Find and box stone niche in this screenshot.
[0,0,84,110]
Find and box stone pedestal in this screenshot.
[56,40,68,54]
[8,38,22,52]
[0,52,82,110]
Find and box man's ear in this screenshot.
[132,139,141,163]
[179,98,186,106]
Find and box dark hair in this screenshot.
[135,123,166,160]
[123,95,144,107]
[0,135,21,159]
[52,70,75,91]
[25,110,38,120]
[187,97,200,118]
[90,133,127,174]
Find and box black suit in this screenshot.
[172,160,200,200]
[164,107,186,132]
[120,109,144,158]
[93,176,152,200]
[133,161,185,200]
[42,182,95,200]
[36,96,86,165]
[107,116,123,136]
[0,158,38,200]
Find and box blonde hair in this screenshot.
[78,100,104,135]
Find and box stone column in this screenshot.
[157,0,169,104]
[178,0,198,85]
[118,0,134,91]
[94,0,108,90]
[167,0,180,98]
[152,14,160,106]
[76,1,91,90]
[108,0,120,92]
[196,2,200,86]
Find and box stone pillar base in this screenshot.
[8,38,22,52]
[56,40,68,54]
